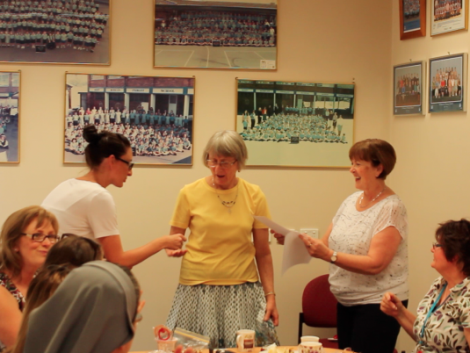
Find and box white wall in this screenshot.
[0,0,397,350]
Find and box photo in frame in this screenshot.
[0,1,110,65]
[393,61,425,115]
[431,0,468,36]
[154,0,277,70]
[235,79,355,168]
[399,0,426,40]
[428,53,467,113]
[0,71,20,164]
[64,73,194,165]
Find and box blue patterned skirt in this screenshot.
[165,282,279,349]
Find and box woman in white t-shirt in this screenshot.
[42,125,186,267]
[274,139,408,353]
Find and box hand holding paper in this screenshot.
[254,216,312,274]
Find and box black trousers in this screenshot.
[337,300,408,353]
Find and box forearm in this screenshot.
[100,236,167,268]
[324,251,389,275]
[395,307,417,341]
[255,251,275,295]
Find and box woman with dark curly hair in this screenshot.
[382,219,470,353]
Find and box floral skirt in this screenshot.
[166,282,280,349]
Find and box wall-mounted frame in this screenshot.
[64,73,195,165]
[431,0,468,36]
[154,0,277,70]
[393,61,425,115]
[0,1,110,65]
[399,0,426,40]
[235,79,355,168]
[429,53,467,113]
[0,71,20,164]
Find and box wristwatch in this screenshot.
[330,251,338,264]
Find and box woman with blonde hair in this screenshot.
[0,206,59,352]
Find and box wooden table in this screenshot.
[131,347,345,353]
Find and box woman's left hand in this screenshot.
[299,233,332,261]
[264,295,279,326]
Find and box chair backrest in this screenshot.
[302,274,337,328]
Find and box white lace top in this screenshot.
[328,191,409,306]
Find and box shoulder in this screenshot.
[380,194,407,213]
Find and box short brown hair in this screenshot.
[202,130,248,171]
[349,139,396,179]
[436,219,470,276]
[0,206,59,278]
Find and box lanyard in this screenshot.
[418,282,448,345]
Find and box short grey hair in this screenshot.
[202,130,248,171]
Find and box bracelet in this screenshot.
[264,292,276,297]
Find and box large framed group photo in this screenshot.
[235,79,355,168]
[0,0,110,65]
[393,61,425,115]
[0,71,20,164]
[64,73,195,166]
[154,0,277,70]
[428,53,467,113]
[431,0,468,36]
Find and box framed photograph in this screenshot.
[393,61,425,115]
[0,71,20,164]
[431,0,468,36]
[429,53,467,113]
[154,0,277,70]
[0,1,110,65]
[235,79,355,168]
[399,0,426,39]
[64,73,195,165]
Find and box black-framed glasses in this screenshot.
[115,156,134,170]
[432,242,443,249]
[22,233,60,244]
[206,159,236,168]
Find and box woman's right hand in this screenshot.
[270,229,285,245]
[380,292,403,318]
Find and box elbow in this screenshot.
[363,263,386,275]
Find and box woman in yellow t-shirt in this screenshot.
[166,130,279,349]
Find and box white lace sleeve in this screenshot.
[373,197,408,239]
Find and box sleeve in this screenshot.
[373,198,408,239]
[459,287,470,328]
[169,187,191,229]
[252,186,271,229]
[87,191,120,238]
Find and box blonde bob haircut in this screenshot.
[202,130,248,171]
[349,139,396,180]
[0,206,59,278]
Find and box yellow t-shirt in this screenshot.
[170,178,271,285]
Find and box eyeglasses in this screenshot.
[206,159,236,168]
[115,156,134,170]
[22,233,60,244]
[432,242,443,249]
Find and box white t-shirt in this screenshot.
[41,179,119,240]
[328,191,408,306]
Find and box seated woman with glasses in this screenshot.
[0,205,59,353]
[381,219,470,353]
[166,130,279,348]
[42,124,186,268]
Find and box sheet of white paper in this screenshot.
[254,216,312,274]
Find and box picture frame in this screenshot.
[428,53,467,113]
[235,79,355,168]
[0,71,20,164]
[431,0,468,36]
[399,0,426,40]
[393,61,426,115]
[0,1,110,65]
[64,73,195,165]
[154,0,277,70]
